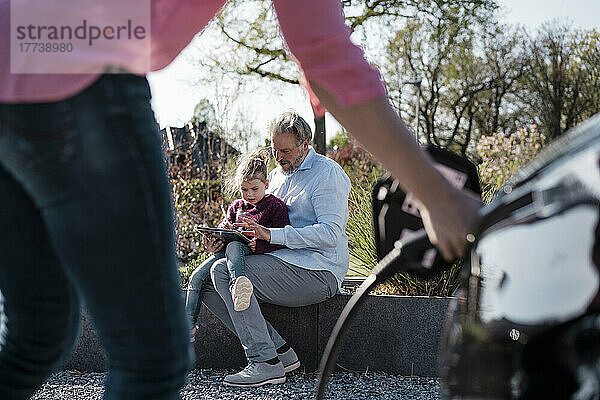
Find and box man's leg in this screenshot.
[0,74,191,399]
[0,164,80,399]
[202,272,282,343]
[205,254,338,362]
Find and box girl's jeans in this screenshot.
[0,74,191,399]
[185,240,251,326]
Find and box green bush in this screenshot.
[476,125,547,204]
[179,251,212,287]
[172,178,225,264]
[328,130,352,150]
[346,180,378,277]
[345,169,462,297]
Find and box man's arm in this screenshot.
[309,88,480,259]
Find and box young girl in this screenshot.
[185,148,289,340]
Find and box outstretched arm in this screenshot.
[310,86,480,260]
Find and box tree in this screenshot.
[439,25,526,155]
[199,0,498,86]
[190,0,498,154]
[382,3,511,155]
[191,99,217,128]
[518,23,600,140]
[341,0,498,31]
[576,30,600,120]
[467,27,527,139]
[188,91,261,153]
[189,0,599,162]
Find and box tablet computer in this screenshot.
[195,226,251,245]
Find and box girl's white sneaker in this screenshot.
[232,276,253,311]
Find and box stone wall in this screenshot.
[62,294,451,377]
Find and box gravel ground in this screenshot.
[31,369,441,399]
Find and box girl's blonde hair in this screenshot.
[224,148,270,196]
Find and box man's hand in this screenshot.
[234,216,271,242]
[419,187,481,261]
[202,234,224,253]
[249,239,257,252]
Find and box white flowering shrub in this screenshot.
[476,125,546,189]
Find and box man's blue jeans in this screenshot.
[186,241,251,326]
[0,74,191,399]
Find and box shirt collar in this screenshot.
[297,146,316,171]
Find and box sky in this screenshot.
[499,0,599,30]
[147,0,600,146]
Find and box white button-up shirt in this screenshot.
[268,147,351,288]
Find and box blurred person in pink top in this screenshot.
[0,0,480,397]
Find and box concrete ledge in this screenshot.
[318,295,451,376]
[63,295,451,377]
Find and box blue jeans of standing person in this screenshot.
[185,241,251,327]
[0,74,191,399]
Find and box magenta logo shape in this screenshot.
[10,0,150,74]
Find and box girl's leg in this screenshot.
[185,251,224,327]
[224,241,252,282]
[225,241,253,311]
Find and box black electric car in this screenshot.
[440,113,600,399]
[317,113,600,400]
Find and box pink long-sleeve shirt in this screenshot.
[0,0,386,107]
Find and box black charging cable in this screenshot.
[315,229,433,399]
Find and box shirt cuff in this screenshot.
[270,228,285,245]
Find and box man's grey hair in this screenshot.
[268,110,312,145]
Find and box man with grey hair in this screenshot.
[268,111,313,175]
[201,110,351,387]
